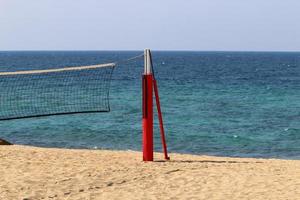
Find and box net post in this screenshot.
[142,49,154,161]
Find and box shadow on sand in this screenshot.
[155,160,263,164]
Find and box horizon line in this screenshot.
[1,49,300,53]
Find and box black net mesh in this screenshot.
[0,64,115,120]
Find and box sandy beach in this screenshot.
[0,145,299,200]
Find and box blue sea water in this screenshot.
[0,51,299,159]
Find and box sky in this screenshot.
[0,0,300,51]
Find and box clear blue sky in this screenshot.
[0,0,299,51]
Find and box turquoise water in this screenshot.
[0,51,299,159]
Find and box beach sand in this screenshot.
[0,145,299,200]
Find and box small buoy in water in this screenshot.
[0,138,13,145]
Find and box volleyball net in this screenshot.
[0,50,169,161]
[0,63,115,120]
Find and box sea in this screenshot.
[0,51,299,159]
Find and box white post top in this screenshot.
[144,49,152,75]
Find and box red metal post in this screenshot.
[142,48,169,161]
[142,74,153,161]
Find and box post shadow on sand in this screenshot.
[154,159,263,164]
